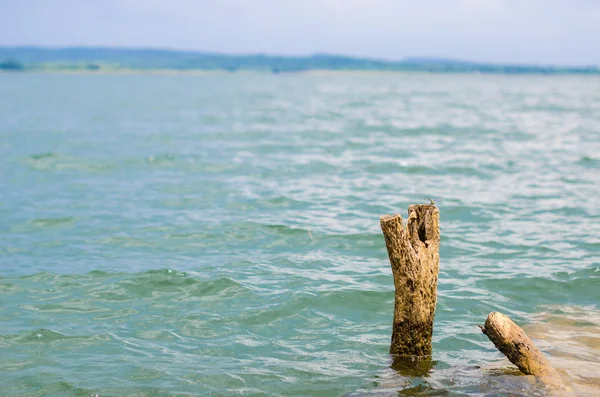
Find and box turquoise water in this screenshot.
[0,72,599,396]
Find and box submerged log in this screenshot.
[380,204,440,356]
[480,311,565,389]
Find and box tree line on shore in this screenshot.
[1,47,599,74]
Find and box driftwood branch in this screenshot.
[480,311,565,389]
[380,204,440,356]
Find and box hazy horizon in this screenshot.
[3,45,600,68]
[1,0,600,66]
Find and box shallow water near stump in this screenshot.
[0,73,599,396]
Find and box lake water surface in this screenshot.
[1,72,599,396]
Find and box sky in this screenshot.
[1,0,599,65]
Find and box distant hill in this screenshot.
[1,46,598,74]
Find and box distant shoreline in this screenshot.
[1,46,599,75]
[2,69,600,76]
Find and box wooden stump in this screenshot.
[480,311,565,389]
[380,204,440,356]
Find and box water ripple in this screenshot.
[0,73,599,395]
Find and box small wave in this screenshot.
[27,216,77,228]
[24,152,113,172]
[236,289,392,329]
[13,328,79,344]
[265,224,312,236]
[181,277,250,302]
[108,271,251,302]
[118,273,198,298]
[478,267,599,307]
[256,195,313,209]
[578,155,599,167]
[2,381,79,397]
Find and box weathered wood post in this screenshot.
[380,204,440,356]
[480,312,565,389]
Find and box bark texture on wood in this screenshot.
[380,204,440,356]
[480,311,564,389]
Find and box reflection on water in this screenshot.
[390,355,435,378]
[526,306,600,397]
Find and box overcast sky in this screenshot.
[1,0,599,65]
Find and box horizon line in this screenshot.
[2,44,599,68]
